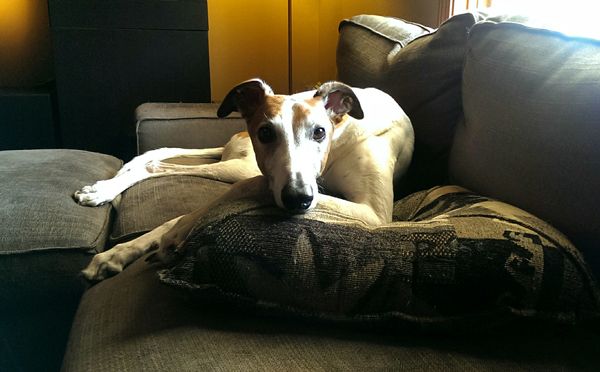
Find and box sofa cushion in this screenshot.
[0,148,120,303]
[449,21,600,273]
[0,149,121,371]
[110,175,231,243]
[337,15,432,88]
[159,186,600,330]
[62,252,600,371]
[136,102,246,154]
[0,149,120,255]
[338,13,482,194]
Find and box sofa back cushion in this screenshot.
[338,13,480,195]
[449,22,600,266]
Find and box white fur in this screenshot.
[79,80,414,281]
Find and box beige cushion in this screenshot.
[110,175,231,243]
[135,103,246,154]
[63,251,600,371]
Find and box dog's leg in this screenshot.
[147,158,261,184]
[74,147,225,206]
[80,215,183,281]
[315,194,387,226]
[81,176,270,281]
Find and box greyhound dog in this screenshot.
[77,79,414,281]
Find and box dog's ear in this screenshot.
[314,81,364,120]
[217,79,274,120]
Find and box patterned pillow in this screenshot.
[158,186,600,330]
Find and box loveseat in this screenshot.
[1,12,600,371]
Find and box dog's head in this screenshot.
[217,79,364,213]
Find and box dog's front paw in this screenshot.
[81,250,125,282]
[74,182,115,206]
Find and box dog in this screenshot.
[77,79,414,281]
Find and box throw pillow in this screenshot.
[159,186,600,330]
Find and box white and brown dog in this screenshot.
[76,79,414,281]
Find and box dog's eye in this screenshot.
[313,127,326,142]
[257,126,276,144]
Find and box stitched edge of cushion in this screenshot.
[338,16,432,47]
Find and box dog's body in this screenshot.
[78,80,414,281]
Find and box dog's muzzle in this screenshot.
[281,181,314,212]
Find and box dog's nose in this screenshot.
[281,183,313,211]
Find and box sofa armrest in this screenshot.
[135,103,246,154]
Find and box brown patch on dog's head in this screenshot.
[217,79,274,121]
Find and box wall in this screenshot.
[208,0,439,100]
[291,0,409,92]
[0,0,53,87]
[207,0,289,100]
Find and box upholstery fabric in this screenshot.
[0,149,120,303]
[136,102,246,154]
[449,21,600,272]
[0,149,120,254]
[159,186,600,329]
[0,149,121,371]
[62,253,600,371]
[111,175,231,243]
[337,15,432,88]
[338,13,482,195]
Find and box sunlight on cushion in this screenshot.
[491,0,600,39]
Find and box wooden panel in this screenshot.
[208,0,289,99]
[52,28,210,160]
[49,0,208,30]
[0,0,53,88]
[0,87,57,150]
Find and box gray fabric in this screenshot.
[337,15,431,95]
[136,102,246,154]
[0,149,120,372]
[0,149,121,254]
[159,186,600,328]
[340,15,432,46]
[62,255,600,371]
[111,175,231,243]
[449,22,600,266]
[338,13,482,194]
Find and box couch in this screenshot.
[1,12,600,371]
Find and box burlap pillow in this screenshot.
[159,186,600,330]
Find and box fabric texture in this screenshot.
[62,252,600,371]
[0,148,121,306]
[337,13,482,195]
[0,149,121,254]
[159,186,600,330]
[136,102,246,154]
[449,21,600,273]
[111,175,231,243]
[337,15,431,88]
[0,149,121,372]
